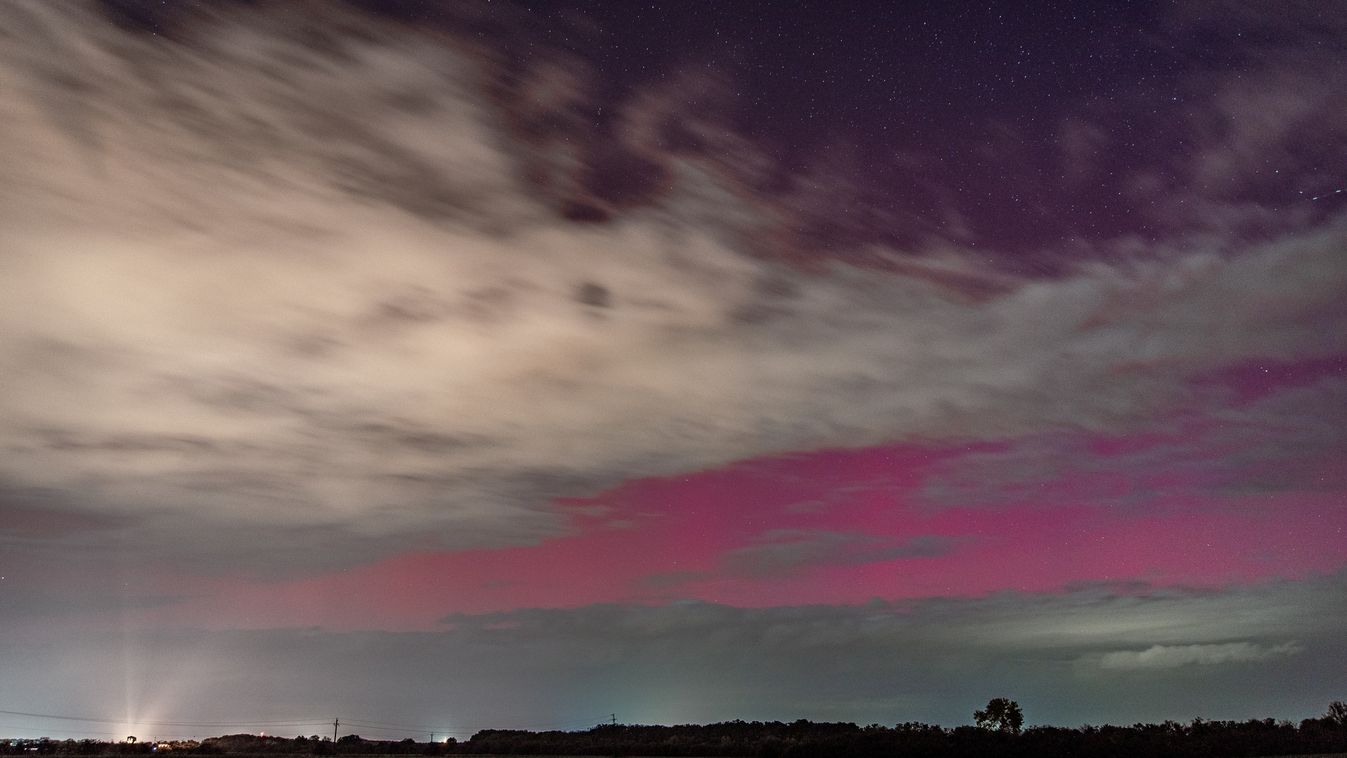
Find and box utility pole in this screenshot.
[429,733,434,744]
[611,714,616,726]
[332,718,339,743]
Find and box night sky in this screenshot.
[2,0,1346,740]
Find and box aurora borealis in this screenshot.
[1,0,1344,739]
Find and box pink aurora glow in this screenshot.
[154,360,1346,631]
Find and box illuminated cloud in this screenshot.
[1096,641,1303,670]
[1,1,1345,577]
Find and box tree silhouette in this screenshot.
[974,698,1024,733]
[1327,700,1347,727]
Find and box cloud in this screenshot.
[918,373,1347,510]
[721,531,956,577]
[640,530,958,588]
[0,1,1345,574]
[1028,1,1347,242]
[4,573,1345,733]
[1096,641,1303,670]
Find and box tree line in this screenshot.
[5,701,1344,758]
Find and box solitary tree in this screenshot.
[974,698,1024,734]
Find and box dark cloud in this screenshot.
[0,585,184,618]
[641,531,959,588]
[721,531,957,577]
[0,500,127,539]
[574,281,612,309]
[4,575,1344,734]
[918,375,1347,511]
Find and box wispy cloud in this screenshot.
[1096,641,1303,670]
[2,1,1344,577]
[722,531,956,577]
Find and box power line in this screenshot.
[0,722,147,739]
[0,709,331,729]
[0,708,614,740]
[0,720,222,741]
[342,715,609,732]
[341,721,476,736]
[336,724,472,737]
